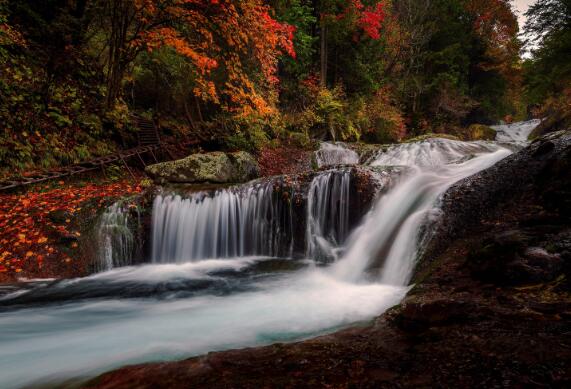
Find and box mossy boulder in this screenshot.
[467,124,496,141]
[146,151,259,184]
[404,133,461,143]
[530,110,571,139]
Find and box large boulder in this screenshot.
[146,151,259,184]
[466,124,496,140]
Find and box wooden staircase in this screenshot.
[0,114,213,191]
[134,116,161,146]
[0,116,164,191]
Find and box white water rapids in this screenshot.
[0,122,536,388]
[315,142,360,167]
[492,119,541,143]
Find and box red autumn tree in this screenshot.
[319,0,387,86]
[101,0,295,117]
[466,0,520,77]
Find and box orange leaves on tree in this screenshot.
[129,0,295,117]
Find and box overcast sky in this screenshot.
[513,0,535,30]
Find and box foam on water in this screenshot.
[0,267,407,388]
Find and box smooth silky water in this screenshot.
[0,122,536,388]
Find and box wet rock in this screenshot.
[396,299,469,331]
[146,151,260,184]
[533,140,555,158]
[468,231,565,285]
[48,209,73,224]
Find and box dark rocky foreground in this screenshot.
[87,132,571,388]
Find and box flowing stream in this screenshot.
[0,122,536,388]
[315,142,360,167]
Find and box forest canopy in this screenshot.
[0,0,567,176]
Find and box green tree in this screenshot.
[523,0,571,104]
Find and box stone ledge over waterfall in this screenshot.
[145,151,260,184]
[147,165,396,263]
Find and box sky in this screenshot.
[513,0,535,30]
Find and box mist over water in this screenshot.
[0,123,536,388]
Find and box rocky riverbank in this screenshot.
[87,131,571,388]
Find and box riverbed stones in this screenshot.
[146,151,260,184]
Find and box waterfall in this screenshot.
[151,181,294,263]
[315,142,359,167]
[306,169,351,261]
[0,132,523,388]
[96,203,136,272]
[491,119,541,143]
[333,140,512,285]
[370,138,499,168]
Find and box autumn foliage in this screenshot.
[0,180,141,280]
[127,0,296,117]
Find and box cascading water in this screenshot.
[151,181,294,262]
[306,169,351,261]
[370,138,500,168]
[96,203,136,272]
[333,141,511,285]
[492,119,541,143]
[0,127,528,389]
[315,142,359,167]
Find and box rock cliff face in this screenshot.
[87,131,571,388]
[145,151,260,184]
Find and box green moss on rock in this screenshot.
[404,133,461,143]
[146,151,260,184]
[466,124,496,141]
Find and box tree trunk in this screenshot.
[105,0,131,109]
[194,95,204,122]
[320,20,327,88]
[183,99,197,131]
